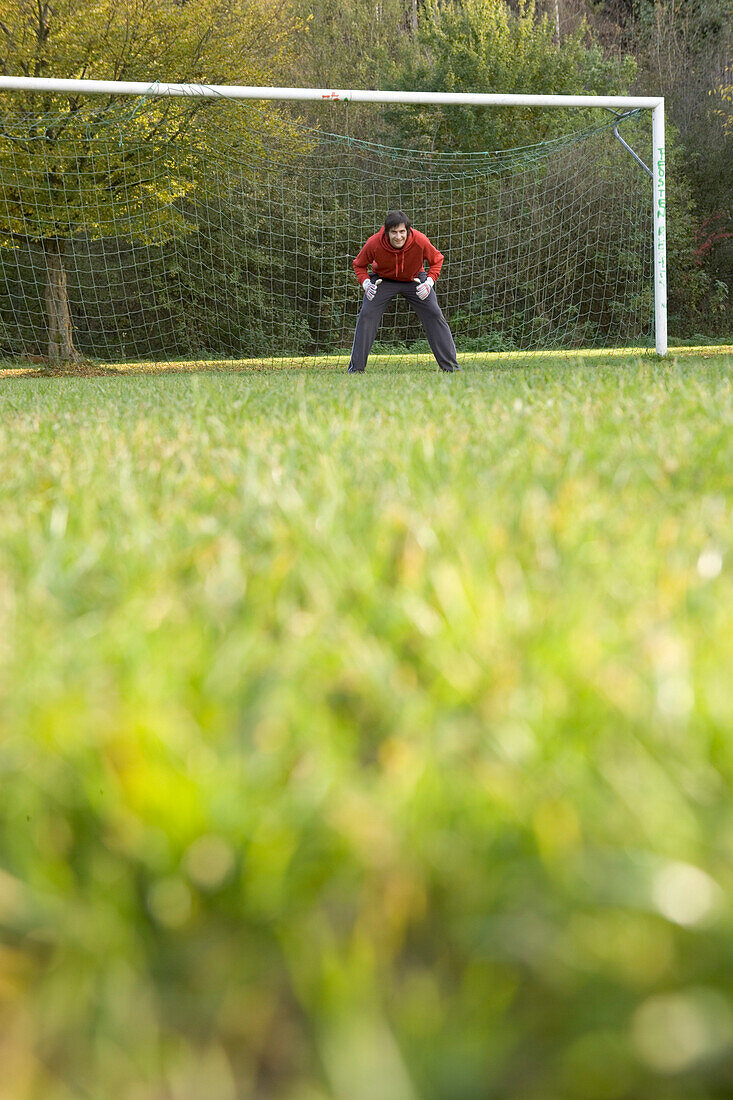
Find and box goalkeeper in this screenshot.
[348,210,460,373]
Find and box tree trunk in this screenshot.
[43,237,76,363]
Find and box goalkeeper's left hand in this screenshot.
[414,276,434,301]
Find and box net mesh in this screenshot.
[0,96,654,367]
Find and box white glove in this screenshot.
[363,278,381,301]
[414,276,434,301]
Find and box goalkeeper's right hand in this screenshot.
[363,278,381,301]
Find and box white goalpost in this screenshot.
[0,76,667,362]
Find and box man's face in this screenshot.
[387,223,408,249]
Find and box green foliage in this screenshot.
[0,0,300,244]
[622,0,733,316]
[710,68,733,137]
[0,356,732,1097]
[661,122,733,334]
[0,102,196,246]
[386,0,637,151]
[0,0,303,356]
[284,0,414,88]
[0,0,294,85]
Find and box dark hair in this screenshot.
[384,210,411,232]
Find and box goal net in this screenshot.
[0,86,659,368]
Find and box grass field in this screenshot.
[1,347,732,1099]
[1,342,730,377]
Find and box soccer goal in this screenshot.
[0,77,667,367]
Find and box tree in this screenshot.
[284,0,416,86]
[0,0,300,362]
[386,0,637,151]
[279,0,421,141]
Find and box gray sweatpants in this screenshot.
[348,278,458,372]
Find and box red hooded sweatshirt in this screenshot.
[352,226,444,285]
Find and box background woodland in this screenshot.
[0,0,729,351]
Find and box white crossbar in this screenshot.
[0,76,662,110]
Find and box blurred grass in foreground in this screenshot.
[0,352,732,1099]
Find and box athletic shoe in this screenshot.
[347,365,365,373]
[440,365,461,372]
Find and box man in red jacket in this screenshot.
[348,210,460,373]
